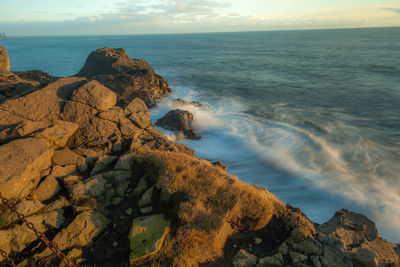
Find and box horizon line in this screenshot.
[1,25,399,38]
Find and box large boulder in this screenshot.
[77,47,170,107]
[156,109,200,140]
[0,138,54,200]
[70,80,117,111]
[0,46,10,71]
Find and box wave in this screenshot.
[151,85,400,242]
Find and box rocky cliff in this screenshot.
[0,46,399,267]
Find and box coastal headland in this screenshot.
[0,46,399,267]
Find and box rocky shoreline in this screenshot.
[0,46,399,267]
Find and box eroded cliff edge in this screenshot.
[0,46,399,267]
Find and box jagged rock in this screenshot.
[353,248,378,267]
[318,209,378,244]
[36,120,79,147]
[129,214,170,262]
[124,97,150,128]
[232,249,258,267]
[119,116,140,137]
[212,161,228,171]
[62,100,97,124]
[52,148,79,166]
[51,165,77,178]
[98,107,122,123]
[51,210,108,251]
[90,155,118,175]
[0,138,53,200]
[13,70,58,86]
[156,109,200,140]
[0,200,44,228]
[113,170,132,196]
[317,233,353,267]
[279,242,288,255]
[172,98,202,107]
[74,116,121,147]
[114,154,135,170]
[0,77,86,123]
[289,251,308,264]
[138,186,154,208]
[257,253,284,267]
[133,177,148,197]
[0,210,64,255]
[77,47,170,107]
[69,176,106,202]
[0,46,10,71]
[291,236,323,255]
[70,80,117,111]
[33,175,60,202]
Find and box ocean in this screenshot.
[2,27,400,242]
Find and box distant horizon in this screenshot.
[1,25,399,38]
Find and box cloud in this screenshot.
[382,7,400,15]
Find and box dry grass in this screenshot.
[133,151,285,266]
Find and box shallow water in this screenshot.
[2,27,400,241]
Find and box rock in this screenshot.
[138,186,154,208]
[0,77,86,123]
[172,98,202,107]
[124,98,150,128]
[318,209,378,244]
[212,161,228,171]
[51,211,108,251]
[289,251,307,264]
[114,154,135,170]
[52,148,79,166]
[129,214,170,262]
[0,46,10,71]
[90,155,118,175]
[118,116,140,136]
[113,170,132,197]
[0,138,53,200]
[140,207,153,214]
[353,248,378,267]
[156,109,200,140]
[317,233,353,267]
[133,177,148,197]
[232,249,258,267]
[77,47,170,107]
[69,176,106,202]
[98,108,122,123]
[51,165,77,178]
[257,253,284,267]
[0,200,44,228]
[291,236,323,255]
[36,120,79,147]
[14,70,58,86]
[254,238,262,245]
[279,242,288,255]
[33,175,60,201]
[0,210,64,255]
[311,255,321,267]
[125,208,133,215]
[70,80,117,111]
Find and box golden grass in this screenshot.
[133,151,285,266]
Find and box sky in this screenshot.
[0,0,400,36]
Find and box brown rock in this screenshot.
[77,47,170,107]
[36,120,79,147]
[70,80,117,111]
[52,148,79,166]
[0,46,10,71]
[0,138,53,200]
[51,211,108,251]
[156,109,200,140]
[33,175,60,201]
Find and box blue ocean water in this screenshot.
[2,27,400,241]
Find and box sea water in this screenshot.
[2,27,400,241]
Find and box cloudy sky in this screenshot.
[0,0,400,36]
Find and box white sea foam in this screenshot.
[151,86,400,242]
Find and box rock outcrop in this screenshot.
[0,46,10,71]
[77,47,170,107]
[156,109,201,140]
[0,47,399,267]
